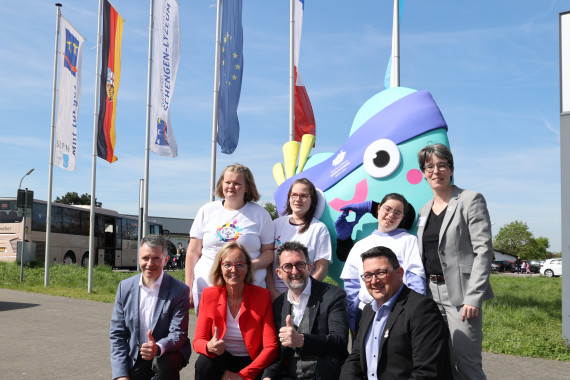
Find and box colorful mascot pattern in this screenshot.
[273,87,450,283]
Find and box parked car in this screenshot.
[492,260,515,273]
[540,259,562,277]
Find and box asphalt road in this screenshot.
[1,288,569,379]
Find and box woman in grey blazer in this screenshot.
[416,143,494,380]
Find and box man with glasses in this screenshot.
[340,246,451,379]
[110,234,191,380]
[262,241,349,380]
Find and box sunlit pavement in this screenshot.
[1,288,569,379]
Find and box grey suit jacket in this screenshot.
[110,272,191,379]
[417,185,494,308]
[262,278,349,380]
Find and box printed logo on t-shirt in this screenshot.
[216,220,243,242]
[274,235,282,251]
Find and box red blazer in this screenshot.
[193,284,278,380]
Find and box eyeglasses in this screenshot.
[361,267,399,282]
[422,162,451,173]
[221,262,247,270]
[280,261,308,273]
[381,205,403,218]
[289,193,310,200]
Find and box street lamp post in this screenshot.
[18,168,34,283]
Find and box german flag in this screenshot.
[97,0,123,163]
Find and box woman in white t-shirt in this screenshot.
[266,178,332,299]
[185,164,275,313]
[339,193,425,336]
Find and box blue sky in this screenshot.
[1,0,565,251]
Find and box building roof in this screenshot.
[124,215,193,235]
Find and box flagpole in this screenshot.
[289,0,295,141]
[209,0,223,201]
[45,3,62,287]
[143,0,154,237]
[390,0,400,88]
[88,0,104,293]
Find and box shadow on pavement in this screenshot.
[0,301,40,312]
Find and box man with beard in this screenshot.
[262,241,348,380]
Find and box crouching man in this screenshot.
[110,234,191,379]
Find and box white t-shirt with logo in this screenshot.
[190,201,274,307]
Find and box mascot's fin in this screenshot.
[283,141,300,179]
[296,134,315,174]
[273,163,286,186]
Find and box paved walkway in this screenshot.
[1,288,569,379]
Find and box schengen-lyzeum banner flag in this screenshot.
[150,0,180,157]
[217,0,243,154]
[294,0,315,143]
[97,0,123,163]
[54,16,84,171]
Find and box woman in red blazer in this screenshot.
[193,242,278,380]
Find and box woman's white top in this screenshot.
[340,229,425,305]
[190,201,274,307]
[272,216,332,294]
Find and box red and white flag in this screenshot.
[293,0,315,142]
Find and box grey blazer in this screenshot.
[262,278,349,380]
[417,186,494,308]
[109,272,191,379]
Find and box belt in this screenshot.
[428,274,445,283]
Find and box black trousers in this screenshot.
[128,351,185,380]
[195,351,255,380]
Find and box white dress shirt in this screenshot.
[138,272,165,356]
[287,277,312,326]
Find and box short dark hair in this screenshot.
[378,192,416,230]
[276,241,310,266]
[361,246,400,268]
[417,143,454,171]
[141,234,168,256]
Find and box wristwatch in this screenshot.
[156,345,162,357]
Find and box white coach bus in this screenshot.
[0,197,163,268]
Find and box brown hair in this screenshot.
[209,241,254,286]
[215,164,260,202]
[283,178,318,233]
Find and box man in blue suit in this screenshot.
[110,234,191,380]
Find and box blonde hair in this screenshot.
[209,242,254,286]
[215,164,260,202]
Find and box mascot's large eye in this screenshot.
[363,139,401,178]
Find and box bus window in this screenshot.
[63,208,82,235]
[80,211,90,236]
[0,200,22,223]
[115,218,122,250]
[32,202,47,231]
[52,206,63,233]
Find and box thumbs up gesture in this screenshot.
[140,329,159,360]
[278,315,304,348]
[207,326,226,356]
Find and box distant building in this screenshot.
[494,249,516,261]
[125,215,193,249]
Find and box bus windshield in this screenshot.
[0,200,22,223]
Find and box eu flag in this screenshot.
[217,0,243,154]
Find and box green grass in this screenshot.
[1,262,568,360]
[483,275,570,361]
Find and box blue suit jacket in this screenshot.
[110,272,191,379]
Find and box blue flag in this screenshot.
[217,0,243,154]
